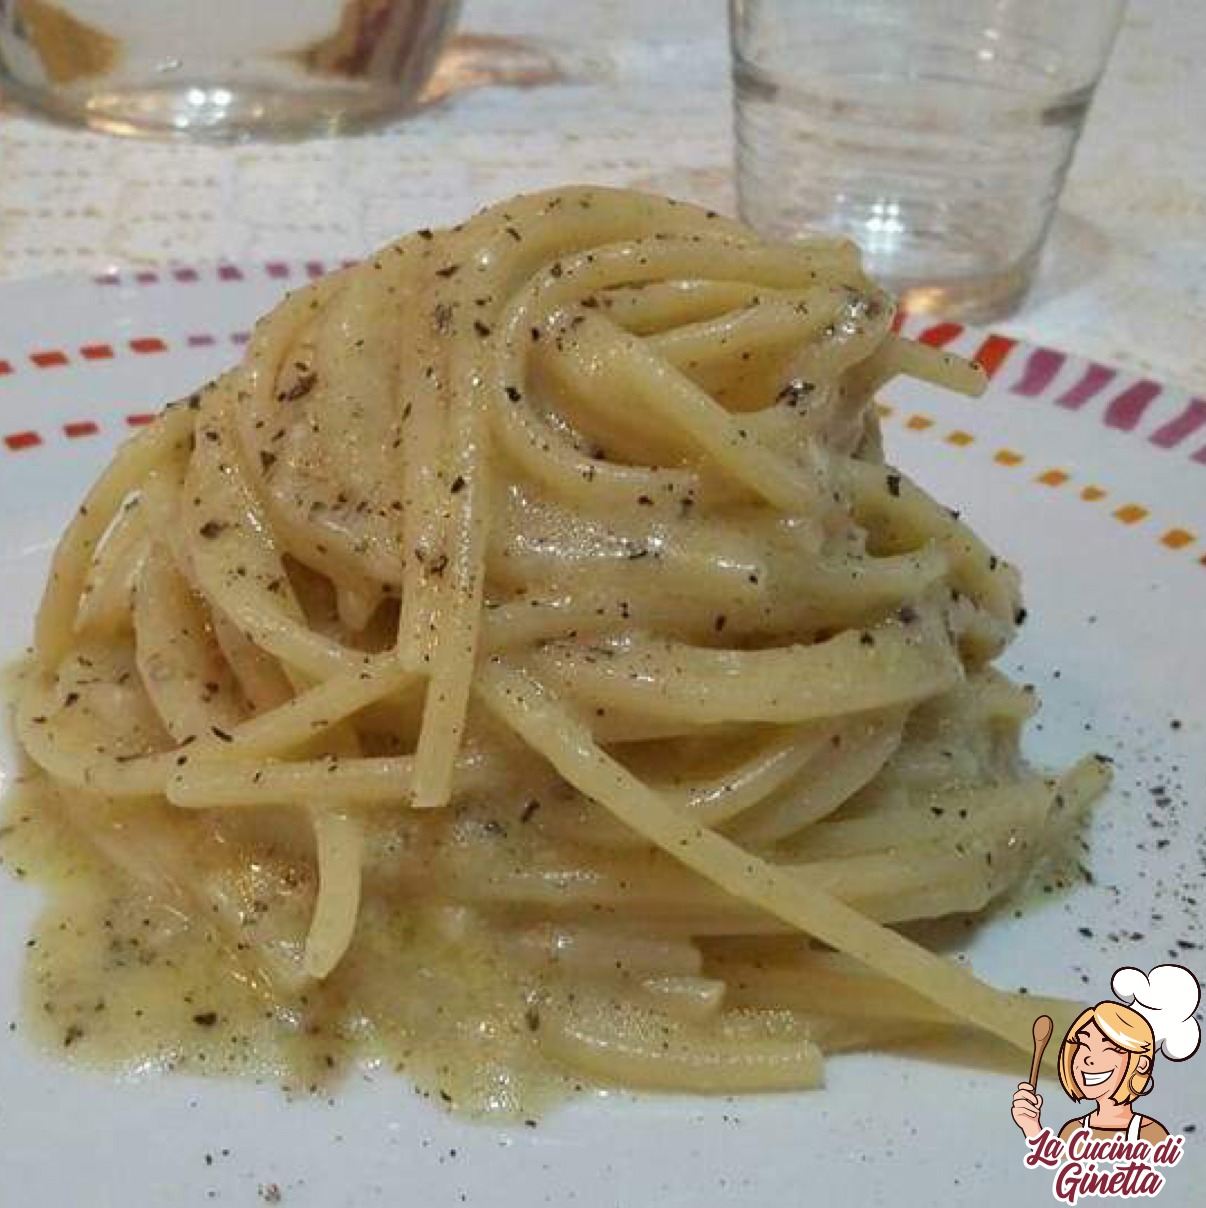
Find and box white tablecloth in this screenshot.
[0,0,1202,391]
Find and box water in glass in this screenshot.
[731,1,1126,320]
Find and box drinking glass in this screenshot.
[730,0,1127,320]
[0,0,460,140]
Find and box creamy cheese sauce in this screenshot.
[0,778,576,1118]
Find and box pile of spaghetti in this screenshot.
[13,187,1106,1109]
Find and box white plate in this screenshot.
[0,265,1202,1208]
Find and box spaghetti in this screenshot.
[6,187,1108,1111]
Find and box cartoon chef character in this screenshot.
[1011,964,1201,1144]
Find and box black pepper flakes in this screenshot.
[278,372,317,402]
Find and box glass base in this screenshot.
[0,76,418,142]
[883,254,1037,325]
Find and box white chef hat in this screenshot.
[1111,964,1202,1062]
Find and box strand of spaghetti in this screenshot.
[15,652,414,797]
[233,274,406,593]
[420,848,1016,930]
[475,662,1037,1053]
[210,655,414,756]
[133,543,248,740]
[244,285,401,597]
[481,545,949,649]
[210,608,294,712]
[487,485,790,593]
[167,747,507,807]
[184,383,361,678]
[643,289,848,370]
[730,712,905,844]
[543,308,825,511]
[656,723,835,826]
[539,995,824,1093]
[408,322,492,808]
[298,722,363,976]
[394,281,453,664]
[842,457,1020,627]
[74,497,149,637]
[281,702,366,979]
[528,616,962,725]
[788,779,1068,859]
[871,332,987,397]
[304,809,362,978]
[35,403,194,664]
[599,280,781,334]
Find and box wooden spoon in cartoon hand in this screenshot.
[1012,1015,1053,1140]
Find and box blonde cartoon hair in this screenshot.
[1059,1001,1156,1105]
